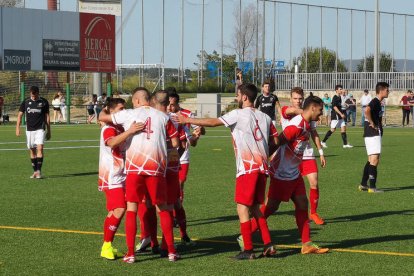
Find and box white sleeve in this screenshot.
[111,109,130,127]
[219,109,238,127]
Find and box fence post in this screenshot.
[66,72,71,124]
[106,73,112,97]
[20,80,25,125]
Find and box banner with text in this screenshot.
[80,13,115,72]
[42,39,80,71]
[3,49,31,70]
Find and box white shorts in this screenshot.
[26,129,45,149]
[330,119,346,129]
[364,136,381,155]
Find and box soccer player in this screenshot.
[99,87,180,263]
[167,88,203,245]
[358,82,390,193]
[99,98,143,260]
[178,83,279,260]
[254,80,281,126]
[280,88,326,225]
[16,86,51,179]
[321,84,353,148]
[254,94,329,254]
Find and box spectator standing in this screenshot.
[346,94,357,126]
[58,90,67,122]
[360,89,372,126]
[408,91,414,126]
[235,68,243,96]
[400,90,411,127]
[51,93,62,124]
[322,93,331,126]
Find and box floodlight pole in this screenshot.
[201,0,205,87]
[374,0,379,78]
[261,0,265,84]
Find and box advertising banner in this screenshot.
[43,39,80,71]
[80,13,115,72]
[3,49,31,70]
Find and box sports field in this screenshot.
[0,124,413,275]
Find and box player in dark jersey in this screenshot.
[358,82,389,193]
[254,80,281,126]
[321,84,353,148]
[16,86,51,179]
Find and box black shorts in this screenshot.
[87,109,94,115]
[53,107,61,111]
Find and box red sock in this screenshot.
[147,207,158,247]
[125,211,137,255]
[295,209,311,244]
[251,204,272,233]
[240,221,253,251]
[103,214,121,242]
[309,188,319,214]
[175,206,187,238]
[159,210,175,254]
[256,217,271,245]
[137,203,148,239]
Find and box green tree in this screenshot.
[357,52,396,72]
[293,47,347,73]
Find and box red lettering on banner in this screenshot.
[80,13,115,72]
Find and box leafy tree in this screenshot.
[357,52,396,72]
[293,47,347,73]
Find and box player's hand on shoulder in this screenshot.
[128,121,145,134]
[176,113,187,124]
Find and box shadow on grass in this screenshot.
[325,234,414,249]
[382,185,414,192]
[173,226,323,260]
[45,171,98,179]
[325,209,414,224]
[187,211,294,227]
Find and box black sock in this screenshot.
[360,161,370,186]
[31,158,38,172]
[341,132,348,145]
[368,164,378,189]
[37,157,43,172]
[323,130,332,142]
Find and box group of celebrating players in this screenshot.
[97,80,389,262]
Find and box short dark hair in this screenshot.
[303,94,323,110]
[364,89,369,93]
[30,86,39,94]
[290,87,304,97]
[105,97,126,109]
[132,87,150,102]
[238,83,258,103]
[335,84,343,91]
[152,90,170,107]
[262,80,271,87]
[167,88,180,103]
[375,82,389,94]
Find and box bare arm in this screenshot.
[45,112,51,140]
[171,136,180,148]
[284,106,303,117]
[15,111,23,137]
[276,101,282,117]
[333,106,345,119]
[178,114,224,127]
[106,122,144,149]
[365,106,376,129]
[311,129,326,168]
[99,109,113,124]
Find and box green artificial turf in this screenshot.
[0,124,413,275]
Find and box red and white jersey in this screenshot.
[98,124,126,191]
[219,108,278,177]
[280,106,316,160]
[167,113,188,172]
[269,115,311,180]
[177,108,198,164]
[111,106,178,176]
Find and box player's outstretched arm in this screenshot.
[177,113,223,127]
[15,111,23,137]
[284,106,303,117]
[106,122,144,149]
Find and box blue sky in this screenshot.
[25,0,414,69]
